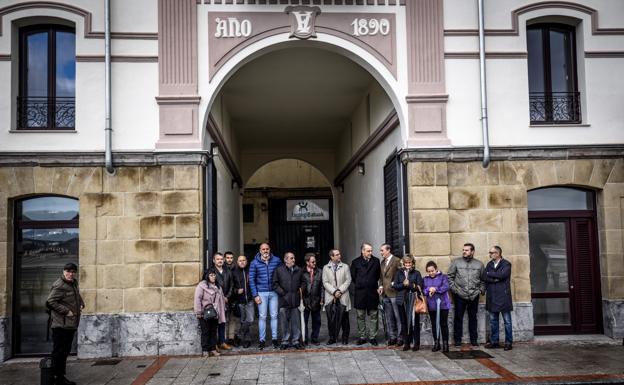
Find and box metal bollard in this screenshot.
[39,357,54,385]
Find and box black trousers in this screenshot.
[303,308,321,341]
[51,328,75,379]
[199,318,218,352]
[429,309,449,342]
[398,304,421,346]
[326,303,350,342]
[453,294,479,344]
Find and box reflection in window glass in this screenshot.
[532,297,571,326]
[26,32,48,97]
[528,187,593,211]
[529,222,569,292]
[20,197,79,221]
[55,31,75,98]
[16,228,79,354]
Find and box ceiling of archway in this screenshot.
[220,47,374,151]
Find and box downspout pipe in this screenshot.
[478,0,490,168]
[104,0,114,174]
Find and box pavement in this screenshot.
[1,336,623,385]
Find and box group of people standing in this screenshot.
[193,241,514,357]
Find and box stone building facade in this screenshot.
[0,0,623,359]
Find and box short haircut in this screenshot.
[237,255,247,261]
[212,252,223,260]
[259,242,270,249]
[400,255,414,268]
[464,243,475,251]
[329,249,339,257]
[381,243,391,252]
[224,251,234,257]
[425,260,438,270]
[361,242,372,251]
[304,253,316,263]
[493,245,503,255]
[284,252,295,260]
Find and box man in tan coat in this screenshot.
[379,243,402,346]
[322,249,352,345]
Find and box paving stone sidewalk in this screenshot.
[1,338,623,385]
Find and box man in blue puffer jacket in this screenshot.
[249,242,282,350]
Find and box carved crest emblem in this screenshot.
[285,6,321,40]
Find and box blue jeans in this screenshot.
[489,311,513,345]
[258,291,279,342]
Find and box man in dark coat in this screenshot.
[350,242,382,345]
[213,252,233,350]
[273,252,305,349]
[302,252,323,345]
[483,245,513,351]
[47,262,84,385]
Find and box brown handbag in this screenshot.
[413,286,428,314]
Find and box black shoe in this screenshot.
[504,343,512,351]
[280,344,288,350]
[295,343,304,350]
[258,340,265,350]
[342,338,349,345]
[454,341,462,347]
[243,341,251,348]
[485,342,501,349]
[388,338,397,346]
[412,344,420,352]
[356,338,367,346]
[471,340,479,347]
[396,340,404,347]
[432,341,441,352]
[272,340,280,349]
[369,338,378,346]
[442,341,450,353]
[327,339,336,345]
[311,338,320,346]
[59,378,76,385]
[402,343,410,351]
[233,336,241,347]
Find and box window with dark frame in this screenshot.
[18,25,75,130]
[527,23,581,124]
[243,203,254,223]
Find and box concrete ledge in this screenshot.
[0,151,210,167]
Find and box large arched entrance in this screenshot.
[205,43,404,262]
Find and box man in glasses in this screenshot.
[448,243,485,347]
[302,252,323,345]
[483,246,513,351]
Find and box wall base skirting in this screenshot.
[602,299,624,339]
[0,317,9,362]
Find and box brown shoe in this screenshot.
[219,343,233,350]
[209,350,221,357]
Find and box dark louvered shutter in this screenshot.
[384,154,406,256]
[571,218,602,332]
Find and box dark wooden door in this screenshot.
[268,198,333,267]
[529,213,602,334]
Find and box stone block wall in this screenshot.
[407,158,624,339]
[0,165,204,359]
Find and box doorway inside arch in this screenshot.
[207,45,404,264]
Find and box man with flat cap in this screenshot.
[46,263,84,385]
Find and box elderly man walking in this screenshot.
[483,245,513,351]
[46,262,84,385]
[448,243,485,347]
[350,243,381,346]
[322,249,352,345]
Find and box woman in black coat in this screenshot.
[391,255,423,351]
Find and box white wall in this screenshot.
[444,0,624,147]
[337,127,401,263]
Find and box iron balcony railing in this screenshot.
[529,92,581,124]
[17,97,75,130]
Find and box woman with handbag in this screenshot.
[423,261,451,353]
[194,269,227,357]
[391,255,423,351]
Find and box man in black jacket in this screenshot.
[232,255,255,348]
[273,252,305,349]
[213,252,233,350]
[47,262,84,385]
[350,243,382,346]
[302,252,323,345]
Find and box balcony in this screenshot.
[529,92,581,125]
[17,97,75,130]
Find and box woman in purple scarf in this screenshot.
[423,261,451,353]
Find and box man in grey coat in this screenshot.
[448,243,484,347]
[46,262,84,385]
